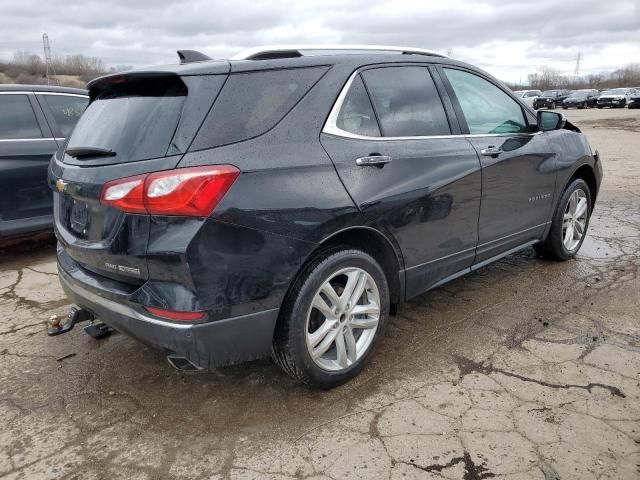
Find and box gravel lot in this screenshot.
[1,108,639,480]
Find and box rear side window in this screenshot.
[444,68,528,135]
[191,66,327,150]
[0,94,42,139]
[40,94,88,137]
[336,75,381,137]
[66,75,187,164]
[361,66,450,137]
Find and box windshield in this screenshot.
[568,90,590,97]
[67,75,187,164]
[541,90,559,96]
[604,89,626,95]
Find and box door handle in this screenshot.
[480,146,503,157]
[355,154,393,167]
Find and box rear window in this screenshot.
[66,75,187,164]
[190,66,327,150]
[361,66,450,137]
[336,75,381,137]
[0,94,43,139]
[40,94,88,137]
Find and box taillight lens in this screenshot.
[101,175,147,213]
[100,165,240,216]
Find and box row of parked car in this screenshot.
[514,87,640,110]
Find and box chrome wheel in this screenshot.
[562,189,588,251]
[305,267,380,372]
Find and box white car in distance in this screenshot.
[514,90,542,107]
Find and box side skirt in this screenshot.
[402,239,540,301]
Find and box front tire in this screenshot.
[272,248,389,388]
[535,179,592,261]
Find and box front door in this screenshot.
[440,67,558,264]
[321,65,482,299]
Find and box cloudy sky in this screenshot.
[1,0,638,82]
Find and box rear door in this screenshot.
[439,67,558,264]
[321,65,482,299]
[0,92,59,237]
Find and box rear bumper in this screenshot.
[58,260,279,369]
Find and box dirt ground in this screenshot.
[1,108,639,480]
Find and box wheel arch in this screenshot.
[284,226,405,317]
[566,163,598,206]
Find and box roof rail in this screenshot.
[230,45,447,61]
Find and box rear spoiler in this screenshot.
[177,50,212,64]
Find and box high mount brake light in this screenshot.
[100,165,240,216]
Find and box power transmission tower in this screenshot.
[42,33,58,85]
[574,51,583,77]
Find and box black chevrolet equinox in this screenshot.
[49,45,602,388]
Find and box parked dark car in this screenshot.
[562,89,600,109]
[628,90,640,109]
[597,88,635,108]
[0,85,88,238]
[49,46,602,388]
[533,89,571,110]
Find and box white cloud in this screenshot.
[0,0,638,81]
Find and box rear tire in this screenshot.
[534,179,592,261]
[272,248,389,389]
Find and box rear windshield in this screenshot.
[66,75,187,164]
[190,66,328,150]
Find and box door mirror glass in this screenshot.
[537,111,565,131]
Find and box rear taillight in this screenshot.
[100,165,240,216]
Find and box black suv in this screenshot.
[533,89,571,110]
[50,46,602,388]
[0,85,88,238]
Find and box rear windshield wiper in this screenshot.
[65,146,116,159]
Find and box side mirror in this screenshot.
[537,111,565,132]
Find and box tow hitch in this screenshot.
[47,307,114,339]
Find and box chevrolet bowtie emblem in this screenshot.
[55,179,68,193]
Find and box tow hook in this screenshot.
[48,307,93,336]
[47,307,113,339]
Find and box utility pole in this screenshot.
[42,33,57,85]
[574,51,583,77]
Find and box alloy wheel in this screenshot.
[562,189,588,252]
[305,267,380,371]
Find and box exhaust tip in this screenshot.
[166,354,204,372]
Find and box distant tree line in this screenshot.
[0,50,132,88]
[508,63,640,91]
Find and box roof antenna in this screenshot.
[177,50,212,64]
